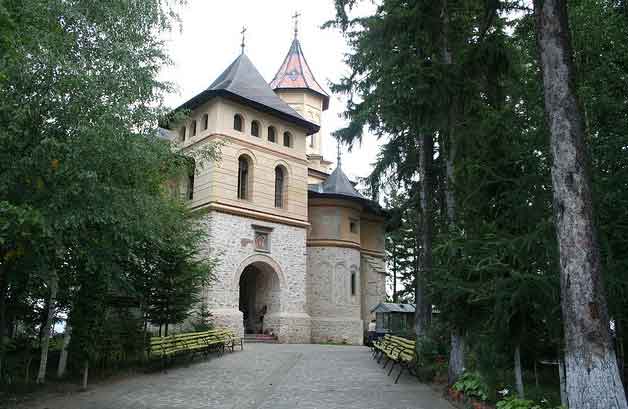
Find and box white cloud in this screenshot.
[159,0,383,182]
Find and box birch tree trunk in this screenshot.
[56,324,71,378]
[415,131,434,340]
[82,360,89,390]
[514,344,525,398]
[534,0,628,407]
[36,271,58,384]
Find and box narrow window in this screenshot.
[251,120,260,137]
[237,156,249,200]
[350,272,356,296]
[202,114,208,130]
[180,126,187,141]
[187,172,195,200]
[234,114,243,132]
[283,131,292,147]
[350,220,358,234]
[268,126,276,143]
[191,120,197,137]
[275,167,285,208]
[187,159,196,201]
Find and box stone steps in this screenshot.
[243,334,279,344]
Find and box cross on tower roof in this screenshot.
[292,11,301,38]
[337,141,342,168]
[240,26,247,54]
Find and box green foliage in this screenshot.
[0,0,220,386]
[452,371,489,402]
[190,302,214,332]
[495,396,565,409]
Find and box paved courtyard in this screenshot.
[20,344,453,409]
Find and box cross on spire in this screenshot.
[292,11,301,38]
[337,141,342,168]
[240,26,247,54]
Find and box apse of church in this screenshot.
[160,27,387,344]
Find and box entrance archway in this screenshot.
[238,261,281,334]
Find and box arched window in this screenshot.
[274,166,286,208]
[234,114,244,132]
[202,113,209,130]
[191,120,197,137]
[350,271,356,296]
[180,126,187,141]
[251,120,260,137]
[283,131,292,147]
[187,160,196,201]
[267,126,276,143]
[237,155,251,200]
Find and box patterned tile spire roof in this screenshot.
[270,37,330,111]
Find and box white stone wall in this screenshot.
[360,255,387,327]
[199,211,311,343]
[306,246,364,345]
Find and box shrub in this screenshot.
[495,396,565,409]
[452,371,489,402]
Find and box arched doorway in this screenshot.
[238,262,281,335]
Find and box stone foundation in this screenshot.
[310,317,364,345]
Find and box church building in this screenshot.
[163,29,387,344]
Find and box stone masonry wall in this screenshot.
[198,211,311,343]
[307,246,363,345]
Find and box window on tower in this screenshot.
[237,155,252,200]
[268,126,276,143]
[283,131,292,147]
[274,166,286,208]
[234,114,244,132]
[191,120,197,137]
[202,113,209,130]
[187,159,196,201]
[251,120,260,137]
[351,272,356,296]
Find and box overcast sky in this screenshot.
[159,0,382,181]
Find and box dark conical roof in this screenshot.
[173,53,319,134]
[270,38,330,111]
[308,163,384,215]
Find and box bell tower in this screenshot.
[270,17,331,171]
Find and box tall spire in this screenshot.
[270,25,330,111]
[240,26,247,54]
[292,11,301,38]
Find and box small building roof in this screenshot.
[270,38,330,111]
[172,53,320,135]
[370,303,416,314]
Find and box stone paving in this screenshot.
[20,344,453,409]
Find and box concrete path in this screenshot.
[20,344,453,409]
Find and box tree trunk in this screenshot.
[392,248,397,303]
[36,272,58,384]
[514,343,525,398]
[559,358,567,406]
[448,331,465,386]
[534,1,628,407]
[0,269,6,377]
[56,324,71,378]
[81,359,89,390]
[415,131,434,340]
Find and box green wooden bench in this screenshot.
[148,328,243,367]
[371,334,416,383]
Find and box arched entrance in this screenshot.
[238,261,281,335]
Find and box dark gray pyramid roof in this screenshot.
[173,53,319,134]
[309,164,366,200]
[308,162,385,216]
